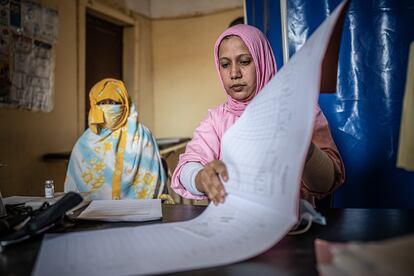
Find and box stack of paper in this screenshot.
[77,199,162,222]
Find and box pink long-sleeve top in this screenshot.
[171,103,345,203]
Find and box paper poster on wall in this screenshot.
[0,0,57,112]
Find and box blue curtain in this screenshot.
[246,0,284,69]
[246,0,414,208]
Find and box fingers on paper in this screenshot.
[203,160,228,205]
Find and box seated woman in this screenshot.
[171,24,345,205]
[65,78,165,200]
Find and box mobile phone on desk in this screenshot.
[0,192,83,251]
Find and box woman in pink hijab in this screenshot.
[171,24,345,205]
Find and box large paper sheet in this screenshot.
[32,2,348,275]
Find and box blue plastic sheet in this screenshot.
[246,0,414,207]
[246,0,284,69]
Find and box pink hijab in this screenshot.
[171,25,277,199]
[214,24,277,116]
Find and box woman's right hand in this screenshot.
[195,160,228,205]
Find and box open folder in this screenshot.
[77,199,162,222]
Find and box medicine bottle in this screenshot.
[44,179,55,199]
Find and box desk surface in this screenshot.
[1,206,414,276]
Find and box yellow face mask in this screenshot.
[100,104,125,129]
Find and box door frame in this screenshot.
[76,0,140,136]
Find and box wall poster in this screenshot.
[0,0,58,112]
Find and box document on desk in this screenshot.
[77,199,162,222]
[32,2,349,275]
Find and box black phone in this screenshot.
[0,192,82,251]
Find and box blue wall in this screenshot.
[246,0,414,208]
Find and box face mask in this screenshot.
[289,199,327,235]
[100,104,124,129]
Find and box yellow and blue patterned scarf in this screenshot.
[64,79,165,200]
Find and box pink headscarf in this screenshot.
[214,24,277,116]
[171,25,278,199]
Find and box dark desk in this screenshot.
[1,206,414,276]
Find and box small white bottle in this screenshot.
[44,179,55,199]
